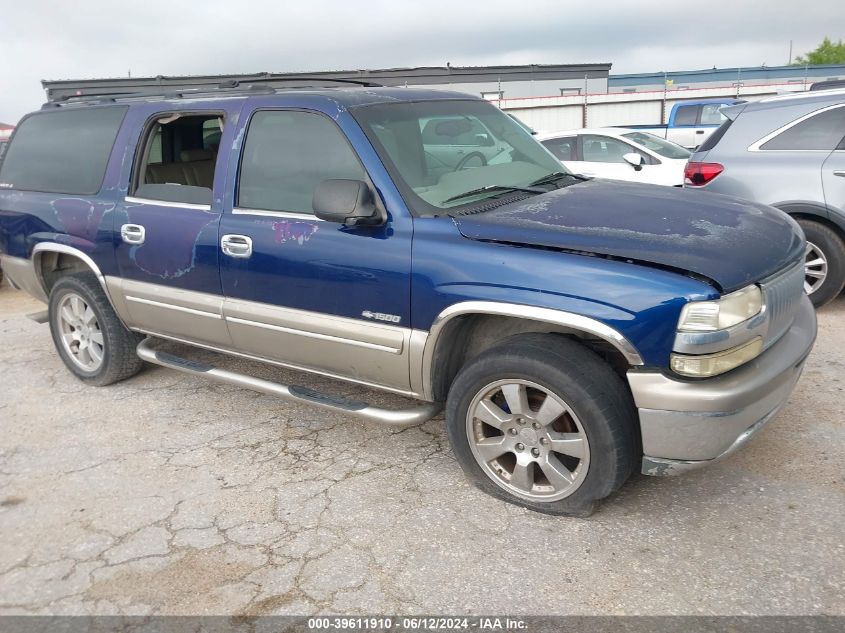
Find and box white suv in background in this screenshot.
[538,128,691,187]
[685,89,845,307]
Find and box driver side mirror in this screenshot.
[623,152,645,171]
[313,179,385,226]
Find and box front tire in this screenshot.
[797,219,845,308]
[446,334,638,516]
[48,272,144,386]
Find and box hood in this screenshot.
[453,179,804,292]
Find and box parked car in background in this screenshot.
[538,128,690,186]
[0,86,815,515]
[622,99,743,149]
[685,88,845,307]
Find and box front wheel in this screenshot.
[446,334,638,516]
[48,272,145,386]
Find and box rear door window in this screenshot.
[0,107,127,194]
[541,137,577,161]
[673,105,698,126]
[760,105,845,151]
[581,135,640,163]
[132,113,223,206]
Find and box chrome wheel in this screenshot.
[56,292,104,372]
[804,241,828,295]
[465,379,590,502]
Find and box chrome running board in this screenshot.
[136,338,441,426]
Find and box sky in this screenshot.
[0,0,842,124]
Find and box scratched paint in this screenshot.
[123,204,217,279]
[272,220,318,245]
[51,198,114,243]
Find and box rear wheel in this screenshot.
[797,219,845,308]
[446,334,638,516]
[49,273,145,386]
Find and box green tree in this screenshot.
[793,37,845,65]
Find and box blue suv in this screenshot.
[0,82,816,515]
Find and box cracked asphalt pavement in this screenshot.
[0,283,843,616]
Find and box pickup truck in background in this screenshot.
[621,99,743,149]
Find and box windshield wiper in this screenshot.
[528,171,590,187]
[442,184,545,205]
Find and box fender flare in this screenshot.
[30,243,124,321]
[416,300,644,401]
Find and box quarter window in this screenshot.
[760,106,845,151]
[237,111,366,215]
[0,107,127,195]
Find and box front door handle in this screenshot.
[834,170,845,177]
[120,224,145,245]
[695,129,705,134]
[221,234,253,258]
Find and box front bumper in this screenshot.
[628,295,817,476]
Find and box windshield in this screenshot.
[352,100,565,213]
[621,132,691,159]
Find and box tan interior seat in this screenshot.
[146,149,216,189]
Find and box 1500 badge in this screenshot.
[362,311,401,323]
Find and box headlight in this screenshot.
[670,337,763,377]
[677,285,762,332]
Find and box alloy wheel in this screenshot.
[56,292,105,371]
[465,379,590,502]
[804,241,828,295]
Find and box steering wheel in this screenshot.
[454,151,488,171]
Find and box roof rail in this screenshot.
[42,85,274,108]
[43,76,385,106]
[220,77,384,88]
[760,87,845,103]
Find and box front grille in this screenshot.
[761,259,805,350]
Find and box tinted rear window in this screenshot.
[0,107,127,194]
[760,105,845,151]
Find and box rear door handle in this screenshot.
[695,129,705,134]
[834,170,845,177]
[120,224,145,245]
[221,234,253,258]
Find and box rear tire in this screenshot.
[48,272,145,386]
[445,334,638,516]
[797,219,845,308]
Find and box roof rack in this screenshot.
[43,76,385,107]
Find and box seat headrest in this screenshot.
[180,149,215,162]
